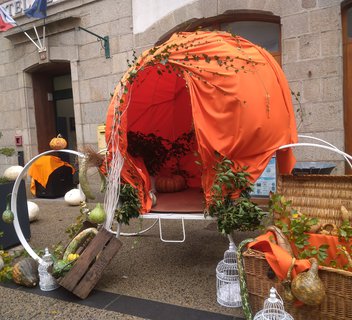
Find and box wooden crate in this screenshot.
[58,228,122,299]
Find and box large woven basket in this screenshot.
[244,174,352,320]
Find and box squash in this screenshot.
[291,258,325,306]
[341,205,351,222]
[266,225,294,257]
[281,257,296,302]
[319,223,339,236]
[0,256,4,271]
[64,188,86,206]
[149,191,157,207]
[27,201,39,222]
[2,193,14,224]
[3,165,23,181]
[49,134,67,150]
[12,257,39,287]
[155,174,186,193]
[62,227,98,260]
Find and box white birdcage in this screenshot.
[253,287,294,320]
[216,242,242,308]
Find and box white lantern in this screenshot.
[253,287,293,320]
[216,242,242,308]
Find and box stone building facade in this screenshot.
[0,0,351,174]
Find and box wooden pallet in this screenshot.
[58,228,122,299]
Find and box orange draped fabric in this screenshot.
[103,31,298,213]
[28,155,75,196]
[249,232,352,281]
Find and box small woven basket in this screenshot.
[243,175,352,320]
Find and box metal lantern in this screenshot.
[216,243,242,308]
[253,287,293,320]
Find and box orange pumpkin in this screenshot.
[49,134,67,150]
[155,174,186,193]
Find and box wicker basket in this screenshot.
[244,175,352,320]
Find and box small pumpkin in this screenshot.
[155,174,186,193]
[3,165,24,181]
[64,188,86,206]
[49,134,67,150]
[291,258,325,306]
[12,257,39,287]
[27,201,39,222]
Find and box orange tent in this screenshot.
[103,31,297,213]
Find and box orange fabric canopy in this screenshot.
[28,155,75,195]
[103,31,298,213]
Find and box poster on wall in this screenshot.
[251,157,276,197]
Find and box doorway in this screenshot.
[31,62,77,163]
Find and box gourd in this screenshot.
[149,191,157,207]
[27,201,39,222]
[291,258,326,306]
[266,225,294,257]
[78,156,95,200]
[3,165,23,181]
[236,238,255,320]
[2,193,14,224]
[62,227,98,261]
[319,223,339,236]
[88,203,106,224]
[64,188,86,206]
[281,257,296,302]
[341,205,351,222]
[12,257,39,287]
[49,134,67,150]
[155,174,186,193]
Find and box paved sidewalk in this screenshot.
[1,196,256,319]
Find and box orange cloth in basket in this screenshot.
[28,155,75,196]
[249,232,352,281]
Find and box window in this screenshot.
[157,12,281,64]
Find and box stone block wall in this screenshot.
[0,0,349,175]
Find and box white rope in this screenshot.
[103,82,133,231]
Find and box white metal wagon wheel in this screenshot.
[278,142,352,163]
[11,149,85,264]
[297,135,352,169]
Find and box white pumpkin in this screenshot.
[64,188,86,206]
[3,165,24,181]
[27,201,39,222]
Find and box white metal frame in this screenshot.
[11,149,85,263]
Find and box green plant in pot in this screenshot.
[207,152,266,235]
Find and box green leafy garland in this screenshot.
[114,183,141,225]
[208,152,265,235]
